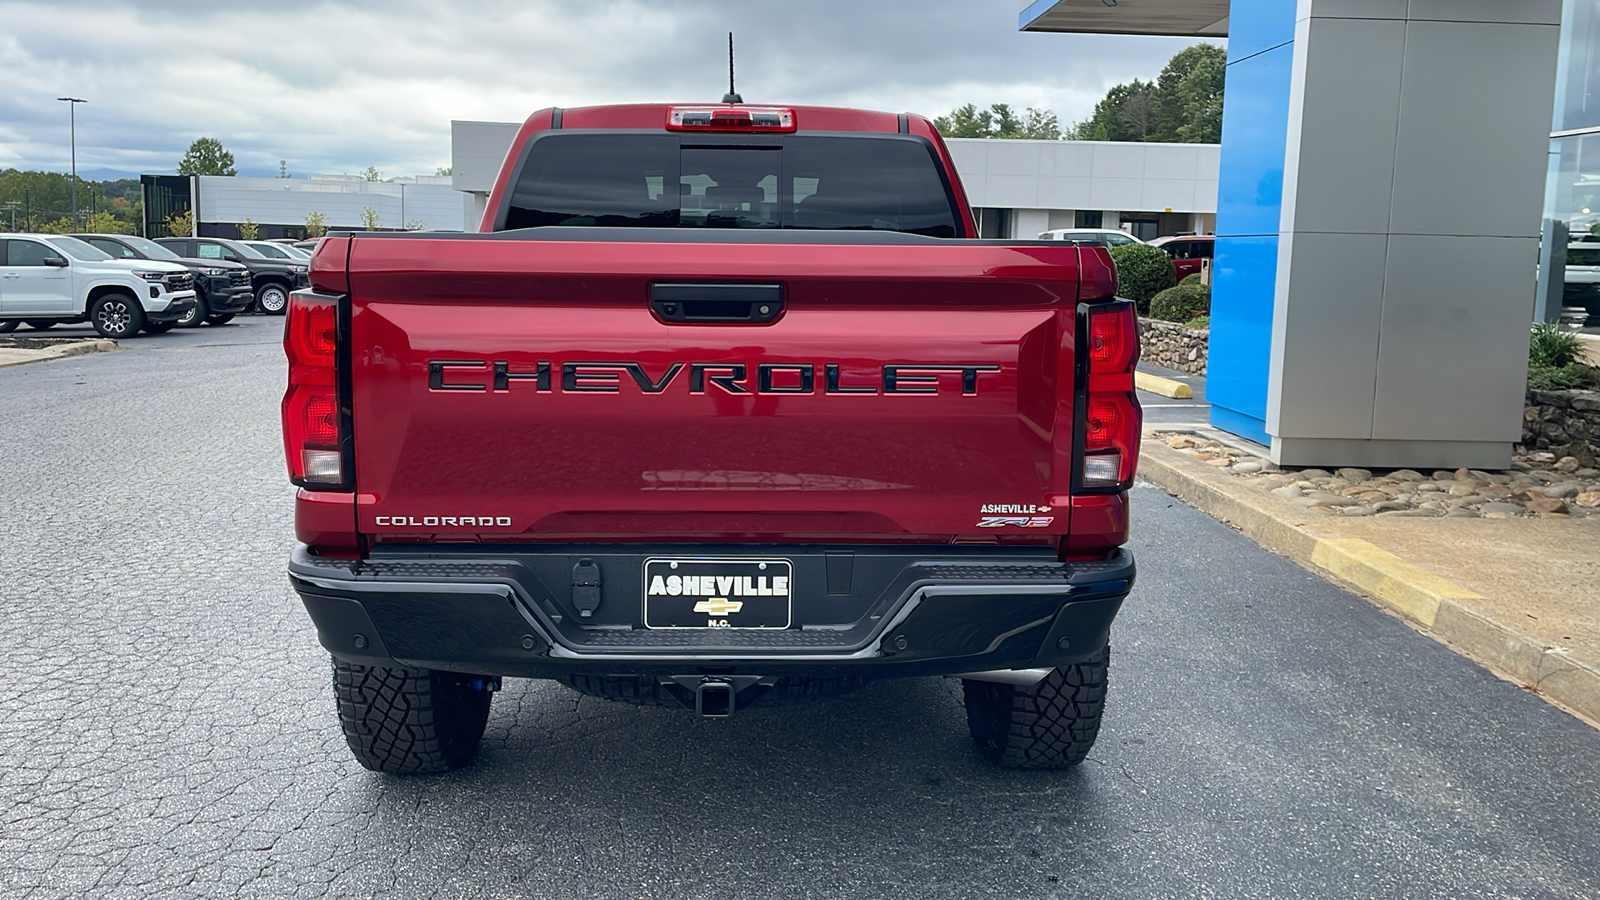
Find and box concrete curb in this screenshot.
[1139,440,1600,727]
[1135,371,1193,399]
[0,339,117,369]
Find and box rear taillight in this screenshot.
[282,291,349,489]
[1078,302,1141,490]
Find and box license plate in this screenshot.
[643,557,793,629]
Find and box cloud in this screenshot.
[0,0,1217,178]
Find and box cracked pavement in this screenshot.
[2,317,1599,898]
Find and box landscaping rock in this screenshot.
[1335,467,1372,484]
[1557,456,1581,473]
[1342,506,1377,517]
[1270,486,1304,499]
[1541,483,1583,499]
[1444,508,1480,518]
[1525,497,1569,515]
[1481,502,1524,518]
[1231,460,1264,474]
[1391,469,1425,482]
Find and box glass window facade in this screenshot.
[1540,0,1600,328]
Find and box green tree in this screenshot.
[1066,43,1226,144]
[934,104,993,137]
[435,166,452,177]
[1154,44,1227,143]
[82,210,134,235]
[362,166,382,183]
[304,210,328,238]
[359,206,381,230]
[237,218,260,241]
[177,137,237,176]
[165,209,193,237]
[933,103,1062,140]
[1069,80,1157,142]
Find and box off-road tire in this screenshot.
[176,294,209,328]
[554,673,872,707]
[256,283,290,315]
[206,313,235,325]
[332,659,493,775]
[962,646,1109,769]
[24,320,57,329]
[90,292,146,339]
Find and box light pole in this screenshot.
[57,97,86,229]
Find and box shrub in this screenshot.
[1149,280,1210,323]
[1529,322,1583,369]
[1184,315,1210,330]
[1526,323,1595,391]
[237,218,259,241]
[1527,363,1593,391]
[1180,272,1203,286]
[1109,243,1177,314]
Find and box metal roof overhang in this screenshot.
[1018,0,1230,38]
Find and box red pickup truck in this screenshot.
[283,102,1140,774]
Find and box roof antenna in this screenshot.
[722,32,742,104]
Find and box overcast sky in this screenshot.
[0,0,1219,179]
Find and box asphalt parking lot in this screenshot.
[2,317,1599,899]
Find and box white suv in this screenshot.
[0,234,197,338]
[1037,228,1146,248]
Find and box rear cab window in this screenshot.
[501,132,963,237]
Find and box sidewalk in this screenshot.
[1135,365,1600,727]
[0,337,116,368]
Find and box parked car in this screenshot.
[154,236,308,315]
[242,240,312,262]
[1150,234,1215,281]
[1564,241,1600,326]
[1037,228,1145,249]
[292,239,323,254]
[71,233,254,327]
[0,233,196,337]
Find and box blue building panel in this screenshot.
[1225,0,1296,62]
[1214,42,1293,238]
[1207,235,1279,445]
[1207,0,1297,444]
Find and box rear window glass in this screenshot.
[503,133,961,237]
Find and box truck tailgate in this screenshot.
[347,235,1086,541]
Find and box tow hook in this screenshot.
[695,680,735,718]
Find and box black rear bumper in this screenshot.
[288,544,1134,680]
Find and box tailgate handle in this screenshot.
[651,283,783,324]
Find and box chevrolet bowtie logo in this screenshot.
[693,598,744,616]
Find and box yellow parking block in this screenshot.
[1134,371,1193,399]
